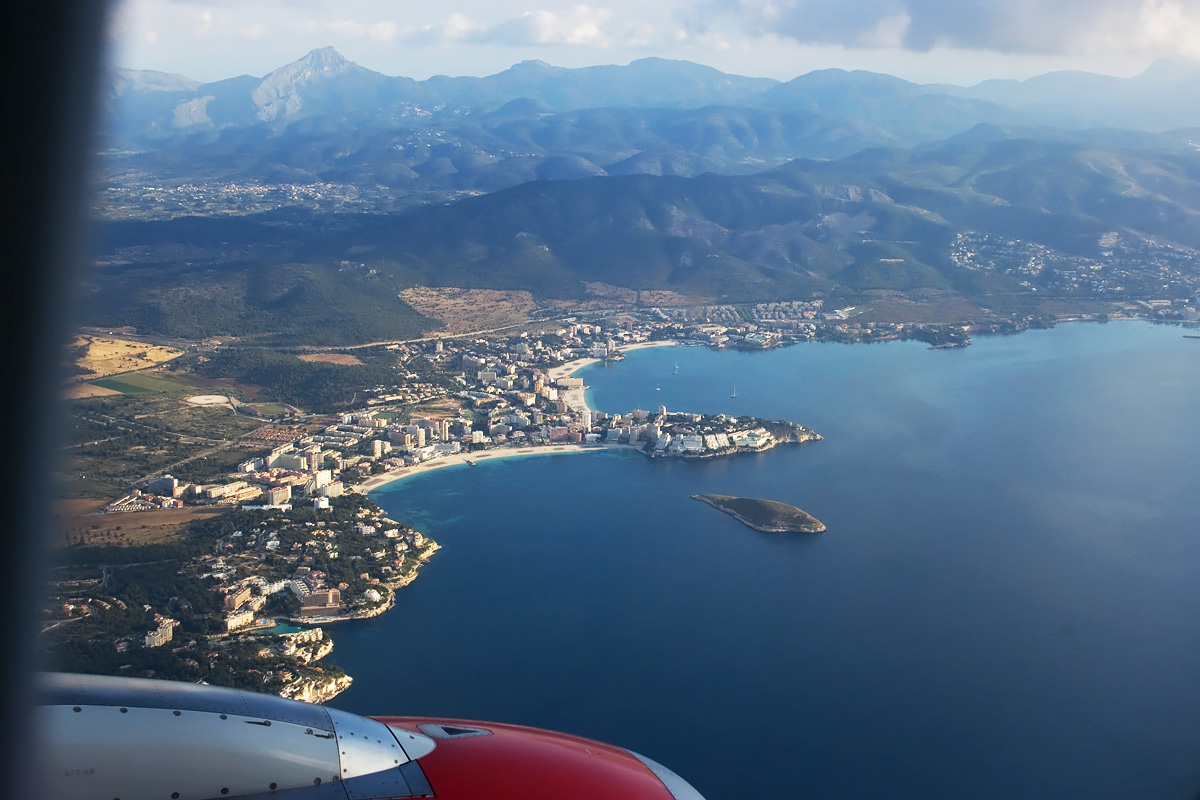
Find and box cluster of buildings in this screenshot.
[212,549,367,630]
[127,321,818,511]
[144,614,180,647]
[103,488,185,512]
[200,505,437,627]
[659,299,830,334]
[276,627,332,663]
[214,557,382,632]
[96,179,392,221]
[221,581,272,632]
[595,408,786,457]
[950,230,1200,304]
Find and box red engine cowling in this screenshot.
[37,673,706,800]
[375,716,704,800]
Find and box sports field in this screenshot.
[250,403,290,415]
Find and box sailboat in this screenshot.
[730,387,737,398]
[673,363,679,374]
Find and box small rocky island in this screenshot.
[693,494,826,533]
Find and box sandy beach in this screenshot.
[545,358,602,382]
[544,339,676,382]
[620,340,679,354]
[360,340,674,495]
[359,444,604,494]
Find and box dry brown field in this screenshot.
[852,291,983,325]
[54,500,229,548]
[400,287,540,334]
[72,335,184,379]
[298,353,365,365]
[542,283,707,313]
[409,397,466,418]
[64,383,122,399]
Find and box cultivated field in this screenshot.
[89,372,194,395]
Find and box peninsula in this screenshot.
[693,494,826,533]
[52,325,826,705]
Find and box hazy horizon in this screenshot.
[111,43,1200,91]
[107,0,1200,86]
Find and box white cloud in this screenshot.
[104,0,1174,85]
[859,12,910,48]
[689,0,1200,57]
[328,19,367,36]
[368,21,398,42]
[624,22,658,47]
[299,16,401,40]
[524,7,612,45]
[442,11,488,41]
[1134,0,1200,56]
[399,12,489,45]
[401,6,620,47]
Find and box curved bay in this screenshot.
[328,322,1200,800]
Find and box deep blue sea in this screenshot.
[328,322,1200,800]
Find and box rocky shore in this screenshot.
[694,494,826,533]
[281,673,353,704]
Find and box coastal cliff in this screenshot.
[282,673,353,704]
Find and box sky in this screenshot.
[108,0,1200,86]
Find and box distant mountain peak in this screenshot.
[298,46,349,69]
[511,59,557,71]
[1135,57,1200,83]
[253,46,356,121]
[269,46,352,80]
[111,68,201,96]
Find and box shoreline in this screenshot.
[544,339,677,382]
[360,444,605,494]
[550,339,678,415]
[693,494,826,533]
[318,322,1171,704]
[340,340,678,698]
[360,340,680,495]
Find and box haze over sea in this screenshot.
[328,322,1200,799]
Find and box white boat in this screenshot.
[731,387,737,398]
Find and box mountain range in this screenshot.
[88,49,1200,344]
[111,48,1200,135]
[89,132,1200,340]
[103,49,1200,195]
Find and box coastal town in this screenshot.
[48,314,841,701]
[40,39,1200,798]
[46,293,1200,702]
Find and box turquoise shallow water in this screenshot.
[328,322,1200,799]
